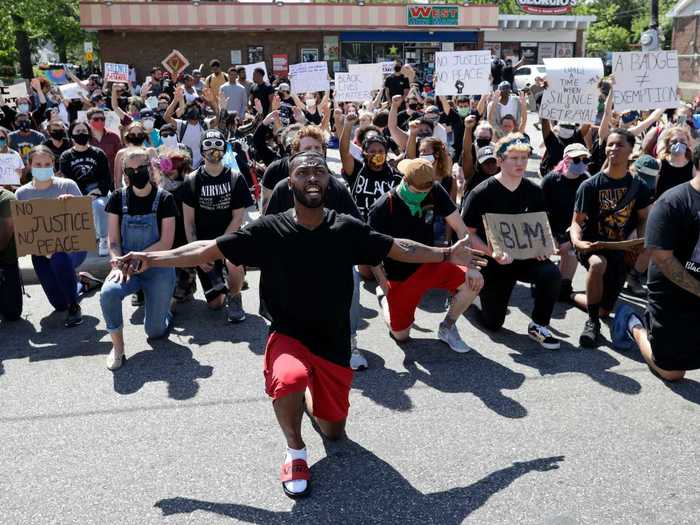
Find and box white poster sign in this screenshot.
[230,50,242,65]
[434,50,491,96]
[611,51,679,111]
[243,62,268,82]
[347,63,383,91]
[1,82,29,105]
[289,61,330,93]
[539,57,604,124]
[334,72,374,102]
[381,61,395,75]
[104,62,130,83]
[59,82,88,100]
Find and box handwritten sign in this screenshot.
[483,212,556,260]
[0,82,28,106]
[161,49,190,77]
[611,51,679,111]
[334,72,373,102]
[434,50,491,96]
[289,61,330,94]
[539,57,603,124]
[59,82,87,100]
[347,63,384,91]
[104,62,130,83]
[11,197,96,257]
[243,62,268,83]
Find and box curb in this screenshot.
[19,252,112,286]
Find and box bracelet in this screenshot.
[442,246,451,262]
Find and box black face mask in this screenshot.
[476,138,491,149]
[127,165,150,189]
[49,129,65,141]
[17,121,31,132]
[408,103,419,111]
[127,134,146,146]
[73,133,90,146]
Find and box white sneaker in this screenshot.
[98,238,109,257]
[349,336,368,371]
[527,322,560,350]
[106,348,124,371]
[438,323,472,353]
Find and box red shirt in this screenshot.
[90,130,122,188]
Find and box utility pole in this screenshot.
[641,0,660,51]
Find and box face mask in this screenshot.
[18,104,29,114]
[557,127,575,140]
[397,180,429,217]
[367,152,386,170]
[567,161,588,177]
[203,149,223,163]
[18,121,31,132]
[476,138,491,149]
[457,107,470,117]
[162,135,178,148]
[32,166,54,182]
[420,154,435,163]
[127,134,146,146]
[0,138,6,149]
[186,109,200,120]
[670,142,687,156]
[305,99,316,109]
[142,118,155,131]
[91,120,105,131]
[49,129,65,140]
[129,165,151,189]
[73,133,90,146]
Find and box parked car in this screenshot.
[513,64,546,91]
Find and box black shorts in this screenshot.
[646,301,700,371]
[576,249,627,311]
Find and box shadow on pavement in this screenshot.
[664,378,700,405]
[352,351,416,412]
[154,439,565,524]
[112,339,213,400]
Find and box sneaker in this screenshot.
[226,293,246,323]
[78,271,103,294]
[131,291,144,307]
[349,336,368,371]
[106,348,125,371]
[98,237,109,257]
[626,270,646,297]
[579,319,600,348]
[612,304,639,350]
[438,322,472,353]
[528,322,560,350]
[64,304,83,328]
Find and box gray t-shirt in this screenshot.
[219,82,248,119]
[15,176,82,200]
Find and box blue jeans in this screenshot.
[350,266,360,338]
[100,267,175,337]
[32,251,87,310]
[92,196,108,239]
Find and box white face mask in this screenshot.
[557,127,575,140]
[142,118,155,131]
[420,154,435,163]
[162,135,178,148]
[305,98,316,109]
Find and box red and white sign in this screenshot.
[517,0,576,15]
[272,54,289,77]
[103,62,129,83]
[161,49,190,77]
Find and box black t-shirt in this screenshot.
[251,82,274,115]
[461,176,546,244]
[656,159,693,199]
[43,138,71,171]
[216,210,394,366]
[105,185,177,236]
[588,139,606,176]
[345,158,402,221]
[491,60,503,85]
[58,146,111,196]
[384,74,409,98]
[262,157,289,191]
[541,171,589,239]
[181,166,254,240]
[574,172,653,242]
[502,65,514,84]
[303,109,322,125]
[369,182,456,281]
[265,175,361,219]
[645,182,700,310]
[397,109,423,131]
[540,129,585,176]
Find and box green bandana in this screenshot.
[397,180,429,217]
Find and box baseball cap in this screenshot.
[476,145,497,164]
[278,83,291,93]
[563,143,590,158]
[497,81,511,90]
[397,158,434,190]
[633,154,660,177]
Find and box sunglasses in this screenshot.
[160,132,175,138]
[571,157,590,164]
[202,138,225,150]
[124,165,150,178]
[90,116,106,122]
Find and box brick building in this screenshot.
[668,0,700,95]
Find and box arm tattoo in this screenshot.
[396,239,418,254]
[656,254,700,299]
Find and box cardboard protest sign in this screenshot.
[483,212,556,260]
[11,197,96,257]
[611,51,679,111]
[0,82,28,106]
[104,62,130,83]
[59,82,87,100]
[243,62,268,83]
[593,238,645,251]
[161,49,190,77]
[434,50,491,96]
[334,72,373,102]
[289,61,330,94]
[539,57,603,124]
[347,63,383,91]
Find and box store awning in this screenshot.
[498,14,596,31]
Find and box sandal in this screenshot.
[280,459,311,499]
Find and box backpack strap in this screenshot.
[151,187,163,213]
[121,187,129,214]
[178,120,188,142]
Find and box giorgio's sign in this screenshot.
[517,0,576,15]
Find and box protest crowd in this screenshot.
[1,50,699,499]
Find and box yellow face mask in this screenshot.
[368,153,386,169]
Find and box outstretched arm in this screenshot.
[118,239,223,276]
[388,236,487,269]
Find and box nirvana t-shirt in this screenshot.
[645,182,700,310]
[345,158,402,221]
[265,176,361,220]
[181,166,254,240]
[58,146,111,197]
[574,172,652,242]
[656,159,693,199]
[461,176,546,245]
[541,171,589,240]
[105,185,177,235]
[369,182,456,282]
[216,210,394,367]
[0,189,17,263]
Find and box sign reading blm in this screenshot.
[483,212,556,260]
[11,197,96,257]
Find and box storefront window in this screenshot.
[371,43,404,63]
[248,46,264,63]
[341,42,372,65]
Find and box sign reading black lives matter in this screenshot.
[483,212,556,260]
[11,197,96,257]
[611,51,679,111]
[539,57,603,124]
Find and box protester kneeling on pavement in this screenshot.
[0,186,22,323]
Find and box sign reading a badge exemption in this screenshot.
[539,57,603,124]
[289,61,329,94]
[11,197,96,257]
[483,212,556,260]
[611,51,679,111]
[434,50,491,96]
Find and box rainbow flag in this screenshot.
[37,68,68,85]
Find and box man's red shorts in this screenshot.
[263,332,353,422]
[386,262,466,332]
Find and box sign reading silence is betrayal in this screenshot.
[611,51,679,112]
[483,212,556,260]
[11,197,96,257]
[539,57,604,124]
[434,50,491,96]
